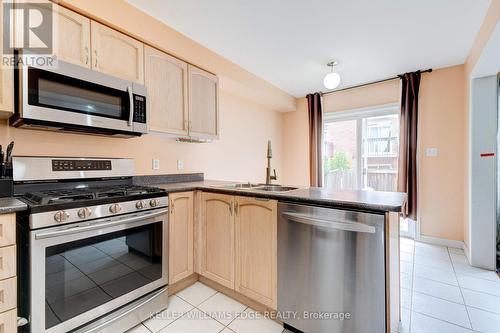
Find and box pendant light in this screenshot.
[323,61,341,90]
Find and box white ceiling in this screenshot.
[127,0,491,97]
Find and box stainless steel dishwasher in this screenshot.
[278,202,386,333]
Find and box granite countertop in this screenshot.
[0,179,406,215]
[154,180,406,213]
[0,197,28,214]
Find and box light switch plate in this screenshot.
[152,159,160,170]
[426,148,438,157]
[177,160,184,170]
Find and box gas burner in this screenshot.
[24,185,164,205]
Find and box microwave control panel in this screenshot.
[52,159,112,171]
[133,95,147,124]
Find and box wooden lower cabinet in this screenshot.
[169,192,194,284]
[199,193,278,309]
[235,197,277,309]
[0,213,16,333]
[200,193,235,289]
[0,308,17,333]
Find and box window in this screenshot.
[323,104,400,192]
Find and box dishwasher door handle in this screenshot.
[282,211,376,234]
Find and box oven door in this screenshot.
[30,208,168,333]
[18,60,147,134]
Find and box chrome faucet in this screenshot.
[265,140,277,185]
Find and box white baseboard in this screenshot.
[417,234,465,250]
[463,243,471,263]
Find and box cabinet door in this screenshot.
[0,0,13,117]
[49,4,91,68]
[0,308,17,333]
[91,21,144,83]
[235,197,277,309]
[201,193,234,289]
[145,46,189,135]
[169,192,194,284]
[188,65,219,139]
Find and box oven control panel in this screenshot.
[52,159,112,171]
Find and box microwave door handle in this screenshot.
[127,86,133,126]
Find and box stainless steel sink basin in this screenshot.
[213,183,261,189]
[211,183,299,192]
[252,185,299,192]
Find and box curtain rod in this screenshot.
[320,68,432,96]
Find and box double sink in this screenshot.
[212,183,299,193]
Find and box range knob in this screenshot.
[136,200,147,209]
[54,211,70,223]
[109,203,122,214]
[77,207,92,219]
[149,199,160,208]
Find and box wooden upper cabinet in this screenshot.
[90,21,144,84]
[0,0,13,117]
[235,197,277,309]
[201,193,234,289]
[52,4,91,68]
[145,46,189,135]
[169,192,194,284]
[188,65,219,139]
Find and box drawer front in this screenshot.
[0,278,16,313]
[0,308,17,333]
[0,247,15,281]
[0,215,15,247]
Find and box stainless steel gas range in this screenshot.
[13,157,169,333]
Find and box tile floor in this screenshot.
[399,237,500,333]
[126,237,500,333]
[127,281,286,333]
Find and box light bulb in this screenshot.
[323,72,341,89]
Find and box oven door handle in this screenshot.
[34,208,167,240]
[127,86,134,127]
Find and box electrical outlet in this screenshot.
[177,160,184,170]
[152,159,160,170]
[426,148,438,157]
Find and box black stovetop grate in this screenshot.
[23,185,164,205]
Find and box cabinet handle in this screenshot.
[229,201,234,216]
[234,201,239,216]
[170,201,174,214]
[85,46,89,65]
[94,49,98,67]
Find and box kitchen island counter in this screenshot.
[137,179,406,214]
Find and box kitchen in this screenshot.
[0,0,499,333]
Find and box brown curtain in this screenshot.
[398,71,421,219]
[306,93,323,187]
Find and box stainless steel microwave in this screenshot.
[11,59,148,137]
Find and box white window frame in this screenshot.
[323,103,400,190]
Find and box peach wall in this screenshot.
[0,0,292,181]
[0,91,283,181]
[323,79,400,112]
[282,66,467,242]
[281,98,309,186]
[418,65,466,241]
[463,0,500,249]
